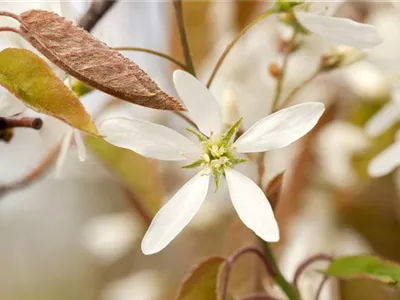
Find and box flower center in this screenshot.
[184,119,246,188]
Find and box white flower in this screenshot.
[82,213,141,264]
[294,1,383,49]
[99,70,325,255]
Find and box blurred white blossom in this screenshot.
[82,213,142,264]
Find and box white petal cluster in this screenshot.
[99,70,325,255]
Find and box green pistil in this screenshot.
[183,119,247,189]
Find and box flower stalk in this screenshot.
[172,0,196,76]
[261,241,301,300]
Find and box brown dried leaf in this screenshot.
[19,9,184,111]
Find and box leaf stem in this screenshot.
[292,254,333,291]
[172,0,196,76]
[0,11,21,22]
[0,27,20,34]
[207,8,277,88]
[220,247,276,300]
[261,241,301,300]
[271,31,298,112]
[114,47,187,70]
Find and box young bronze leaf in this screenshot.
[177,257,227,300]
[0,48,98,135]
[18,9,184,111]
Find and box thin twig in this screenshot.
[0,144,60,198]
[220,247,276,300]
[279,70,320,109]
[122,186,152,227]
[292,254,333,291]
[315,276,329,300]
[271,32,298,112]
[207,8,276,88]
[114,47,187,70]
[172,0,196,76]
[0,117,43,130]
[78,0,117,32]
[238,293,280,300]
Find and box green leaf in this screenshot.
[325,255,400,286]
[0,48,97,135]
[86,136,164,216]
[177,257,228,300]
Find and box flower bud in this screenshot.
[269,63,282,79]
[320,46,365,71]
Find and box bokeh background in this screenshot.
[0,1,400,299]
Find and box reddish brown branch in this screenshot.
[0,117,43,130]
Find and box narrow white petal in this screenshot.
[295,12,383,49]
[141,172,210,255]
[73,129,86,162]
[225,168,279,242]
[368,141,400,177]
[55,129,73,179]
[0,93,25,117]
[173,70,222,136]
[99,117,200,161]
[306,1,345,16]
[234,102,325,153]
[365,102,400,136]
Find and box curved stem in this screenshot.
[114,47,187,70]
[220,247,275,300]
[271,32,298,112]
[261,241,301,300]
[173,0,196,76]
[207,8,277,88]
[238,293,280,300]
[292,254,333,291]
[0,11,21,22]
[0,27,20,34]
[0,143,60,198]
[315,276,329,300]
[279,70,319,109]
